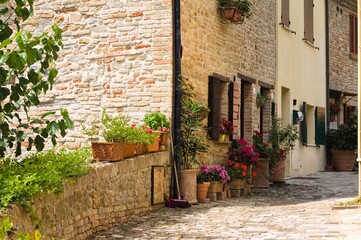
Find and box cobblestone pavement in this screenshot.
[89,171,361,240]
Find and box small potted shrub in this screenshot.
[217,0,251,23]
[225,160,250,189]
[269,117,299,182]
[199,165,230,194]
[219,118,233,141]
[327,113,357,171]
[144,112,170,145]
[196,170,212,203]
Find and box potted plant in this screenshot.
[219,118,234,141]
[256,93,266,108]
[225,160,250,190]
[327,113,357,171]
[269,117,299,182]
[199,165,230,194]
[132,125,159,155]
[178,77,209,204]
[252,130,272,188]
[196,169,212,203]
[217,0,251,24]
[143,112,170,145]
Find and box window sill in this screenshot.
[217,140,232,144]
[303,143,320,148]
[302,39,319,50]
[349,53,357,61]
[279,23,296,35]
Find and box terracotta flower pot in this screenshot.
[252,158,270,188]
[135,143,147,155]
[160,131,169,145]
[270,159,286,183]
[208,181,224,193]
[91,142,124,161]
[147,137,160,153]
[179,169,198,204]
[197,182,210,203]
[331,149,356,171]
[122,142,136,158]
[230,179,246,190]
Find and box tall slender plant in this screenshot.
[180,77,209,169]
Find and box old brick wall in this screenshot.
[24,0,173,149]
[329,0,357,97]
[5,152,171,240]
[181,0,276,163]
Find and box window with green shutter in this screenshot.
[315,107,325,145]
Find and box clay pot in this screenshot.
[197,182,210,203]
[179,169,198,204]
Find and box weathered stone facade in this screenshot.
[4,152,171,240]
[25,0,173,148]
[328,0,357,127]
[181,0,276,163]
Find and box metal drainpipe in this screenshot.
[357,0,361,196]
[325,0,331,168]
[172,0,182,198]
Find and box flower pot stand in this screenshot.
[207,181,223,201]
[230,179,246,198]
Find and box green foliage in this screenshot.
[180,76,209,169]
[327,114,357,151]
[0,148,91,211]
[101,110,157,144]
[0,0,71,157]
[143,112,169,131]
[0,217,42,240]
[269,117,299,169]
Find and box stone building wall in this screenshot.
[25,0,173,149]
[4,152,171,240]
[329,0,357,97]
[181,0,276,163]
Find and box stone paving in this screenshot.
[88,171,361,240]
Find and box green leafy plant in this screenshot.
[225,160,250,180]
[144,112,170,131]
[180,77,209,169]
[252,130,272,158]
[0,148,91,211]
[0,0,73,157]
[327,113,357,151]
[0,217,42,240]
[269,117,299,169]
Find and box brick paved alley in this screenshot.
[88,172,361,240]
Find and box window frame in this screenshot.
[350,12,358,55]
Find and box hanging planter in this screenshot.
[217,0,251,24]
[256,93,266,108]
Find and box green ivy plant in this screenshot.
[0,0,72,157]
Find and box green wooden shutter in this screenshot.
[315,107,326,145]
[301,101,307,144]
[208,77,221,140]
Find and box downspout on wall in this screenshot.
[325,0,331,168]
[172,0,182,198]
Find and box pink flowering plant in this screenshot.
[219,118,234,135]
[226,138,259,167]
[199,165,230,183]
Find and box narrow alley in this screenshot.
[89,171,361,240]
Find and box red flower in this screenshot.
[226,151,232,155]
[252,172,257,177]
[254,130,261,137]
[233,156,238,161]
[131,123,136,127]
[226,160,233,166]
[234,163,240,168]
[242,171,247,176]
[240,164,247,170]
